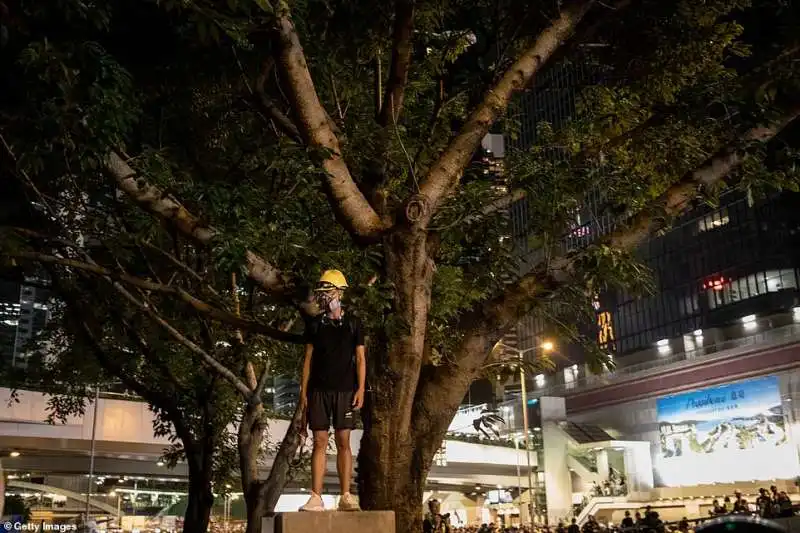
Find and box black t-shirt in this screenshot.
[306,314,365,392]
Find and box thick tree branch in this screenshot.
[609,106,800,251]
[261,402,307,511]
[105,153,215,243]
[414,104,800,425]
[415,0,595,225]
[10,250,305,344]
[377,0,416,127]
[105,153,295,298]
[254,366,272,401]
[253,91,303,143]
[253,60,303,143]
[461,189,527,225]
[491,105,800,325]
[271,4,387,240]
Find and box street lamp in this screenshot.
[496,340,554,524]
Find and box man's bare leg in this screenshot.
[334,429,352,494]
[311,430,329,495]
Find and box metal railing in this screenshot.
[532,322,800,397]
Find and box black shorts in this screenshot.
[307,390,358,431]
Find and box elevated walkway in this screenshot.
[575,493,800,526]
[6,480,121,517]
[0,388,530,490]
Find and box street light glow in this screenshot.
[541,341,554,352]
[9,451,21,457]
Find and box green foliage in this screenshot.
[572,245,655,297]
[1,0,799,526]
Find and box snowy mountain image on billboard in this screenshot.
[654,376,799,486]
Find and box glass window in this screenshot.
[764,269,798,291]
[697,208,730,232]
[564,365,579,390]
[781,269,798,289]
[706,269,799,310]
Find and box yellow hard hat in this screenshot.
[315,269,348,291]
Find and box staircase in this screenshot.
[567,454,601,486]
[574,496,635,525]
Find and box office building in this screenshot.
[0,278,51,370]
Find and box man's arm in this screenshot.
[300,343,313,404]
[355,345,366,392]
[352,344,367,408]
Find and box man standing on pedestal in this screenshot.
[299,270,366,512]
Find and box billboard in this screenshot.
[655,376,798,486]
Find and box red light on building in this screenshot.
[702,276,727,291]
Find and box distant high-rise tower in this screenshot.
[0,278,50,369]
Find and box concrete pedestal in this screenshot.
[262,511,395,533]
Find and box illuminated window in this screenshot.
[534,374,545,388]
[706,269,799,309]
[697,208,730,232]
[564,365,579,390]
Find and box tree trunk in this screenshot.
[358,230,437,533]
[244,482,269,533]
[359,353,490,533]
[184,450,215,533]
[240,401,268,533]
[356,232,503,533]
[261,403,307,510]
[240,402,307,533]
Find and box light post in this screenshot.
[84,386,100,522]
[497,341,554,525]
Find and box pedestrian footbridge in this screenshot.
[0,388,529,491]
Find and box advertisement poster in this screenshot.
[655,375,798,486]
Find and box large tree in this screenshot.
[2,0,799,532]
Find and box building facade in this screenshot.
[0,278,50,370]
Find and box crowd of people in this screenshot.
[450,526,537,533]
[708,486,794,518]
[590,472,628,497]
[426,487,797,533]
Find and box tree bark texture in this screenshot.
[105,153,294,298]
[239,401,268,533]
[358,230,443,533]
[261,403,307,512]
[416,0,594,223]
[271,10,386,240]
[240,401,306,533]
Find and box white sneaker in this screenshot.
[299,492,325,512]
[337,492,360,512]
